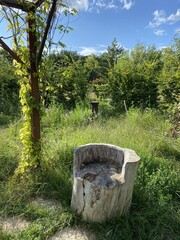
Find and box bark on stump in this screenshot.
[71,143,140,223]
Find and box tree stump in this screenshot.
[71,143,140,223]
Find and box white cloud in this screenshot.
[148,8,180,28]
[69,0,134,12]
[96,0,106,8]
[158,45,168,50]
[78,45,106,55]
[79,47,98,55]
[97,43,108,48]
[153,29,166,36]
[105,1,117,9]
[148,10,166,28]
[120,0,134,10]
[167,9,180,24]
[93,0,119,11]
[176,28,180,34]
[66,0,89,11]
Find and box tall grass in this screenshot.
[42,104,91,129]
[0,105,179,239]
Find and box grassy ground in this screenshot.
[0,104,180,239]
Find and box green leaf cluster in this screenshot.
[108,42,179,111]
[13,56,41,178]
[0,50,20,116]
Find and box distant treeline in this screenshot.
[0,38,179,116]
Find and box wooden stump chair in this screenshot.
[71,143,140,222]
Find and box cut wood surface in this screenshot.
[71,143,140,222]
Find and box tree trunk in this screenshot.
[71,144,140,223]
[28,11,40,143]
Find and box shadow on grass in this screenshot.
[39,154,180,240]
[85,202,180,240]
[40,167,72,207]
[155,141,180,162]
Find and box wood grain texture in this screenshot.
[71,143,140,223]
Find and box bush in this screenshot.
[109,45,161,111]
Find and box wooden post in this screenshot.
[91,101,99,115]
[71,143,140,223]
[27,10,41,142]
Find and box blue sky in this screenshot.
[0,0,180,55]
[61,0,180,55]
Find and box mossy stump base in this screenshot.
[71,143,140,223]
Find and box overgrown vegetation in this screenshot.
[0,33,179,239]
[0,105,180,239]
[1,37,179,123]
[0,50,20,118]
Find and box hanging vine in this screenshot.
[0,1,77,185]
[14,57,41,178]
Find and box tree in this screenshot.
[104,38,124,68]
[84,54,101,82]
[40,51,87,108]
[43,59,88,109]
[47,50,83,68]
[109,44,162,110]
[0,0,77,179]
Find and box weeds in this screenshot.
[0,106,179,239]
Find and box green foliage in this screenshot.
[0,114,12,125]
[0,0,78,183]
[165,102,180,139]
[105,38,124,68]
[13,57,41,179]
[98,100,116,118]
[42,104,91,130]
[158,44,180,111]
[43,60,89,109]
[109,44,162,111]
[156,39,180,137]
[0,128,20,182]
[0,50,20,117]
[84,54,102,81]
[2,38,179,121]
[47,50,85,68]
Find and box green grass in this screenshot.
[0,106,180,239]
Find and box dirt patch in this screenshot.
[0,216,30,233]
[31,197,61,211]
[49,227,96,240]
